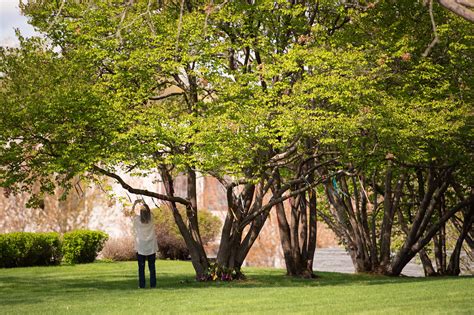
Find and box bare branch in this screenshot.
[423,0,440,57]
[413,194,474,252]
[145,0,157,36]
[92,165,190,206]
[457,0,474,8]
[45,0,65,34]
[239,175,328,228]
[175,0,186,53]
[149,92,184,101]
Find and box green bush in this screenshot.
[0,232,62,268]
[153,206,221,260]
[62,230,108,264]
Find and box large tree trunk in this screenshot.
[275,199,297,275]
[185,168,210,275]
[389,168,451,276]
[273,163,318,278]
[323,176,375,273]
[275,193,317,278]
[215,180,272,280]
[377,166,405,275]
[306,186,318,275]
[379,161,394,271]
[160,166,209,280]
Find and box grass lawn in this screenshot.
[1,260,472,314]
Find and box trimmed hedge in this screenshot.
[62,230,108,264]
[0,232,62,268]
[0,230,109,267]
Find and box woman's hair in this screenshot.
[139,204,152,224]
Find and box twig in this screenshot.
[45,0,65,34]
[423,0,440,57]
[149,91,184,101]
[203,0,229,34]
[146,0,157,36]
[203,0,214,34]
[116,6,129,45]
[175,0,186,53]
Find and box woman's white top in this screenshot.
[133,215,158,256]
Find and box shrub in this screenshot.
[0,232,62,268]
[100,236,136,261]
[62,230,108,264]
[153,206,221,260]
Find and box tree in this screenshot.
[313,0,473,275]
[1,0,341,279]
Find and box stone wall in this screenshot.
[0,173,339,267]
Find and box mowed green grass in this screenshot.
[1,260,472,314]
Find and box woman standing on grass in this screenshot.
[125,200,158,289]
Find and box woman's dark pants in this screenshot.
[137,253,156,288]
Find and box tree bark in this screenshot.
[437,0,474,22]
[446,204,474,275]
[379,162,394,271]
[390,192,472,276]
[160,166,209,279]
[306,188,318,276]
[419,248,438,276]
[274,166,318,278]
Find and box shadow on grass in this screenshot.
[179,270,472,290]
[246,271,472,287]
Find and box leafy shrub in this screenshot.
[62,230,108,264]
[0,232,62,268]
[100,236,136,261]
[153,206,221,260]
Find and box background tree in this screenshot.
[313,0,473,275]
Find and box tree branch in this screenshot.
[438,0,474,22]
[92,165,190,206]
[423,0,440,57]
[149,92,184,101]
[239,176,326,228]
[413,194,474,252]
[45,0,65,34]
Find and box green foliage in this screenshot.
[153,207,221,260]
[333,0,473,170]
[0,232,62,268]
[62,230,109,264]
[2,0,469,192]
